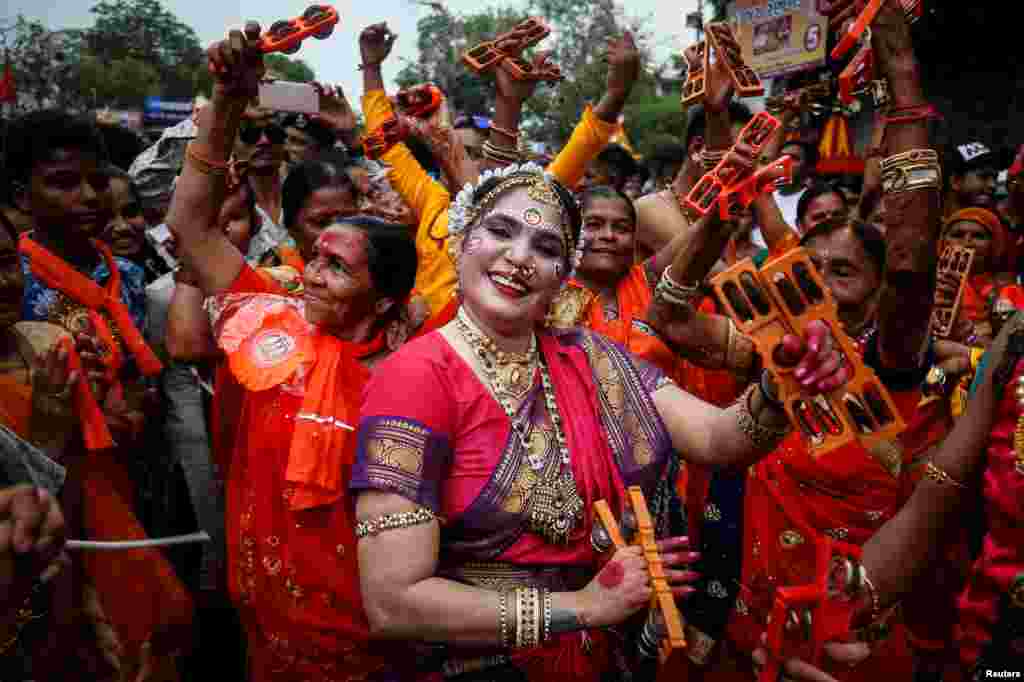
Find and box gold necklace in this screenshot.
[454,307,583,544]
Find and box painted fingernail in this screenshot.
[794,367,807,379]
[687,552,701,561]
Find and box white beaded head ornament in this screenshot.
[448,162,585,278]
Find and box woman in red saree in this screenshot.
[351,162,849,682]
[167,26,420,680]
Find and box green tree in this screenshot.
[394,2,527,116]
[79,54,161,107]
[79,0,206,98]
[0,17,84,112]
[265,54,316,83]
[390,0,667,151]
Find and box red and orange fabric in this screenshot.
[16,237,191,669]
[206,264,392,680]
[727,384,951,680]
[0,373,31,437]
[957,357,1024,670]
[18,236,163,450]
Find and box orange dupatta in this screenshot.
[216,294,372,510]
[18,236,163,450]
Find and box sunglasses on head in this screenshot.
[239,123,286,145]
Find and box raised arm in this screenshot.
[547,33,640,188]
[859,314,1008,610]
[872,2,941,369]
[359,24,451,224]
[652,319,846,470]
[164,23,262,295]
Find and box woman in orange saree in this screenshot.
[167,25,421,680]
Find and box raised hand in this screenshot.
[206,22,266,99]
[312,82,358,134]
[360,22,397,69]
[705,41,735,114]
[605,31,641,99]
[776,319,853,395]
[493,51,549,103]
[870,0,914,71]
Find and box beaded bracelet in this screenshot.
[354,507,437,538]
[541,588,552,644]
[498,590,511,648]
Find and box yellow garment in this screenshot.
[361,90,616,315]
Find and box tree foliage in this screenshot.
[265,54,316,83]
[0,17,83,112]
[389,0,686,153]
[81,0,207,98]
[79,54,162,107]
[394,3,528,116]
[1,0,213,112]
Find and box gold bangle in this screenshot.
[923,461,966,489]
[879,149,941,194]
[185,142,229,176]
[734,384,790,451]
[655,265,703,309]
[354,507,437,538]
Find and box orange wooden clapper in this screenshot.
[710,248,905,457]
[592,489,686,664]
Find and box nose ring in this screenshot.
[515,263,537,281]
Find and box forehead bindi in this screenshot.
[317,226,369,263]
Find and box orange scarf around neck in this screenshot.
[19,236,163,451]
[218,294,377,510]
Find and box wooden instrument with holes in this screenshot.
[705,22,764,98]
[760,535,865,682]
[828,0,924,104]
[592,489,687,663]
[684,112,785,218]
[461,17,551,74]
[258,5,338,55]
[680,40,709,108]
[930,244,975,339]
[396,83,444,119]
[709,248,905,457]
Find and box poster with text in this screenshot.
[727,0,827,79]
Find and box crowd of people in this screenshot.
[1,1,1023,681]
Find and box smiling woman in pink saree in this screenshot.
[351,163,849,681]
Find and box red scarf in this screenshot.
[19,236,163,450]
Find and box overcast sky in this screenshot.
[2,0,701,103]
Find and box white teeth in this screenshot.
[491,274,527,293]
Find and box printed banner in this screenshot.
[727,0,827,79]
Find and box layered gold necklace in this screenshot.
[455,308,584,544]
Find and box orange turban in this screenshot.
[943,207,1013,273]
